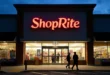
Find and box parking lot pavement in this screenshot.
[1,71,110,75]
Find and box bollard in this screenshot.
[25,60,27,70]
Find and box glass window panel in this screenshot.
[108,42,110,58]
[62,57,67,63]
[69,47,85,60]
[49,49,55,56]
[69,43,85,47]
[49,57,52,63]
[56,49,61,63]
[94,42,108,59]
[43,49,48,56]
[26,48,36,60]
[56,49,61,56]
[61,49,68,57]
[26,47,42,60]
[56,57,61,63]
[43,57,48,63]
[0,42,16,59]
[25,42,42,60]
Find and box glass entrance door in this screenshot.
[61,48,68,63]
[43,48,48,63]
[49,48,55,63]
[56,49,61,63]
[42,46,68,64]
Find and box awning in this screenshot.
[94,32,110,41]
[0,32,16,41]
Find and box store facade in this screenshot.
[12,4,95,65]
[1,14,110,66]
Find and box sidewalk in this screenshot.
[1,65,110,73]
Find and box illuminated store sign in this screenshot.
[31,17,80,30]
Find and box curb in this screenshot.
[20,70,110,73]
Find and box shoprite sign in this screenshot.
[31,17,80,30]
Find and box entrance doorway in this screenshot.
[42,46,69,64]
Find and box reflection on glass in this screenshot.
[41,47,69,64]
[43,49,48,56]
[108,43,110,58]
[49,49,55,56]
[62,57,67,63]
[26,48,37,60]
[26,48,42,60]
[56,49,61,63]
[94,42,108,59]
[0,43,16,59]
[69,47,85,60]
[94,46,108,59]
[62,49,68,56]
[56,49,61,56]
[49,57,52,63]
[56,57,61,63]
[43,57,48,63]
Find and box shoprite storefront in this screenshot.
[13,4,95,65]
[1,4,110,66]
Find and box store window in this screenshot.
[108,43,110,58]
[0,42,16,59]
[94,42,108,59]
[25,42,86,61]
[69,43,85,60]
[25,43,42,60]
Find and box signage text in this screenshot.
[31,17,80,30]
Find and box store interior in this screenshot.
[0,41,16,60]
[0,41,110,65]
[94,42,110,59]
[25,41,86,64]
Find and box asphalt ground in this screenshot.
[1,71,110,75]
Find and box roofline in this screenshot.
[0,14,110,18]
[13,4,96,6]
[13,4,96,11]
[0,14,17,18]
[93,14,110,18]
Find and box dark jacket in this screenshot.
[66,54,70,61]
[73,55,78,62]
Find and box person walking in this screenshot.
[72,52,79,70]
[66,53,70,69]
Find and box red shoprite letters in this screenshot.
[31,17,80,30]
